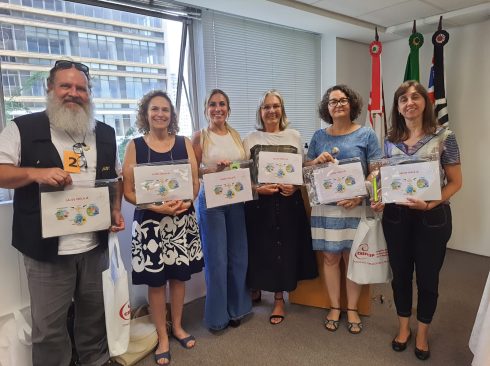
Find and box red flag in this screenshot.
[365,32,386,144]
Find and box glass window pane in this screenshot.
[1,3,185,203]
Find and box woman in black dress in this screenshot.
[243,90,317,324]
[123,91,203,365]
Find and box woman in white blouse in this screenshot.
[243,89,317,324]
[191,89,252,331]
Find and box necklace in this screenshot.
[65,131,89,151]
[146,134,174,163]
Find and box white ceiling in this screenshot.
[180,0,490,43]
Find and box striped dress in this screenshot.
[307,126,382,253]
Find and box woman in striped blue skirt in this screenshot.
[306,85,381,334]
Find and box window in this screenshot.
[0,0,195,202]
[200,11,321,144]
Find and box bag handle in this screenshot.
[108,232,124,281]
[360,200,367,221]
[13,310,32,346]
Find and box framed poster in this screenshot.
[313,161,367,204]
[257,151,303,185]
[41,186,111,238]
[380,160,441,203]
[133,163,193,204]
[203,168,253,208]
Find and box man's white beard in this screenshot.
[46,92,95,136]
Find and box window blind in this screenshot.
[201,10,321,145]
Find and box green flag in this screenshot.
[404,32,424,81]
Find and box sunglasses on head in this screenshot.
[54,60,90,77]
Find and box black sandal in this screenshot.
[324,307,342,332]
[346,308,363,334]
[269,294,285,325]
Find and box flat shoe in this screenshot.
[172,334,195,349]
[392,331,411,352]
[154,350,171,365]
[415,345,430,360]
[228,319,241,328]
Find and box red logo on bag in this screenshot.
[119,301,131,320]
[355,243,375,259]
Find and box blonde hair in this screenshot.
[202,89,245,159]
[256,89,289,131]
[200,125,246,160]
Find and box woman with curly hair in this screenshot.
[122,90,203,365]
[305,85,381,334]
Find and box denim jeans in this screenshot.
[382,204,452,324]
[197,187,252,330]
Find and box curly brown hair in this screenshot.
[388,80,437,143]
[136,90,179,134]
[318,84,363,124]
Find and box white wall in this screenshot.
[381,20,490,256]
[321,36,337,95]
[0,203,29,317]
[335,38,371,120]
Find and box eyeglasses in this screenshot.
[261,104,281,111]
[73,143,88,170]
[328,98,349,107]
[54,60,90,78]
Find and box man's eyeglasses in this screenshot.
[54,60,90,78]
[328,98,349,107]
[73,143,88,170]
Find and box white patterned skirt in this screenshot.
[131,205,204,287]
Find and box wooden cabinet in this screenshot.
[289,188,371,315]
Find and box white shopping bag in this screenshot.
[0,309,32,366]
[102,233,130,356]
[347,206,392,285]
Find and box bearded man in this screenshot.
[0,60,124,366]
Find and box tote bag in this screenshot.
[347,205,392,284]
[102,233,130,357]
[113,312,158,366]
[0,309,32,366]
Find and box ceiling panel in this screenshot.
[302,0,408,17]
[357,0,443,27]
[424,0,489,12]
